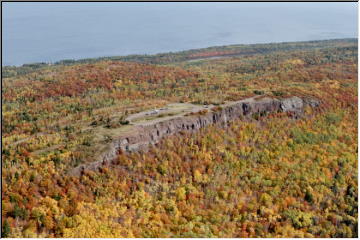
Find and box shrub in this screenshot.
[120,120,130,125]
[194,170,202,183]
[260,193,273,207]
[11,205,27,219]
[253,90,264,95]
[176,187,187,201]
[304,189,314,203]
[284,210,314,229]
[272,90,284,97]
[51,154,61,166]
[90,120,98,126]
[324,112,342,125]
[1,220,10,238]
[82,137,92,146]
[157,164,167,175]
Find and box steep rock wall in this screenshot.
[69,96,319,176]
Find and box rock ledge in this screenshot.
[69,96,319,176]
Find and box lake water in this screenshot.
[2,2,358,66]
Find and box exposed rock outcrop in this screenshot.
[69,96,319,176]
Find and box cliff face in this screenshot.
[69,96,319,176]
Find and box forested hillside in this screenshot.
[1,39,358,237]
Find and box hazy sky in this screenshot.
[2,2,358,66]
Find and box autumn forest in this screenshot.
[1,38,358,237]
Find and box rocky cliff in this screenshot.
[69,96,319,176]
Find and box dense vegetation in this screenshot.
[1,38,358,237]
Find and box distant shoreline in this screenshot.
[2,38,357,68]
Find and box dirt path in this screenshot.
[7,132,49,147]
[125,102,215,126]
